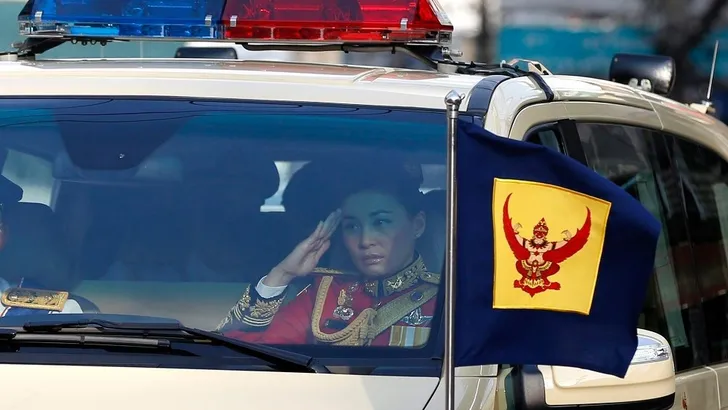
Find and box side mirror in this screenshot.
[505,328,675,409]
[609,53,676,96]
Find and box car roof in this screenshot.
[0,57,690,110]
[0,58,485,110]
[491,74,728,158]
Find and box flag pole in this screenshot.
[443,90,463,410]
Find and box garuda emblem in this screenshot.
[502,193,591,297]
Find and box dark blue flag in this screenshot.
[454,119,660,377]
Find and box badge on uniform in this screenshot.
[401,306,432,326]
[333,288,354,321]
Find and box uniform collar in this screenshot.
[363,255,434,298]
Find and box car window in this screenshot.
[669,134,728,366]
[523,123,569,155]
[0,98,450,373]
[575,122,710,372]
[525,128,562,152]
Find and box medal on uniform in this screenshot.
[401,306,433,326]
[333,287,354,321]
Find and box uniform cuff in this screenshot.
[256,276,288,299]
[215,282,287,332]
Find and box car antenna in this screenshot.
[689,40,720,115]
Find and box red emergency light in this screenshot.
[221,0,453,44]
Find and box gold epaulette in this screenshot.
[419,271,441,285]
[1,288,68,311]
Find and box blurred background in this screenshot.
[1,0,728,119]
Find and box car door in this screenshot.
[506,100,721,410]
[651,100,728,410]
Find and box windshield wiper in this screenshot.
[22,319,327,373]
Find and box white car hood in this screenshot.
[0,364,440,410]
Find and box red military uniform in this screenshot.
[217,256,439,347]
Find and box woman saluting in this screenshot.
[216,161,441,347]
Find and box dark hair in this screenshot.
[333,160,425,217]
[343,182,424,218]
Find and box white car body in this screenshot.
[0,56,695,409]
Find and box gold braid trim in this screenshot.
[214,317,230,332]
[247,298,283,320]
[311,277,378,346]
[310,276,438,346]
[214,285,251,331]
[231,285,252,319]
[214,284,286,331]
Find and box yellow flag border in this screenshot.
[490,178,612,315]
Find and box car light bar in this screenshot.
[18,0,453,44]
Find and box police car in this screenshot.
[0,0,703,409]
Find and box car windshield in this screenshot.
[0,97,454,374]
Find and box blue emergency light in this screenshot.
[19,0,226,39]
[17,0,454,43]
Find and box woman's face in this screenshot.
[340,190,425,277]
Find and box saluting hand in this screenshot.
[264,209,342,287]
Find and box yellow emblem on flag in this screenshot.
[492,178,611,315]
